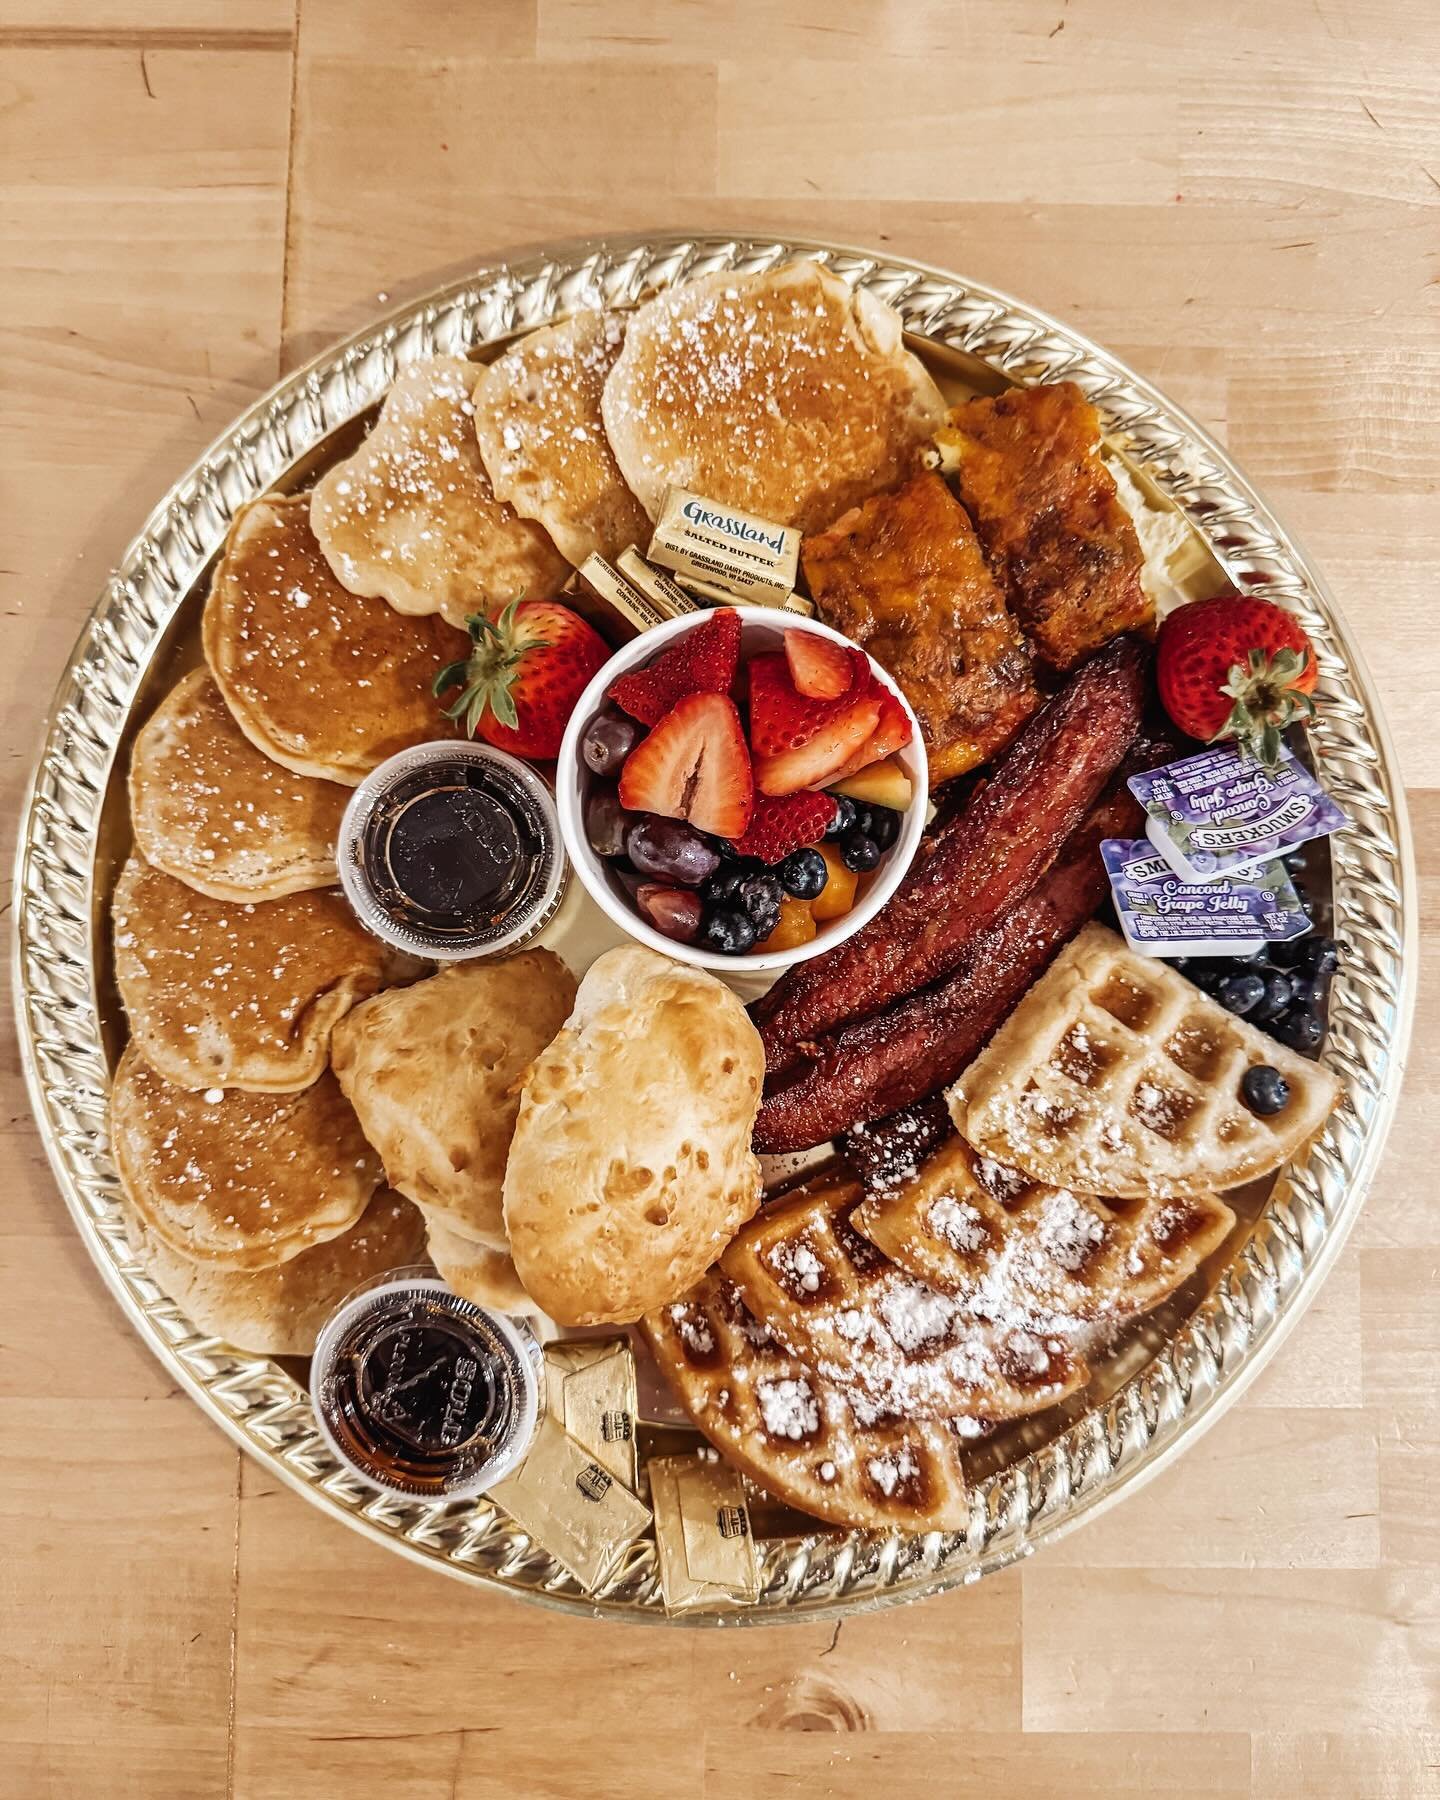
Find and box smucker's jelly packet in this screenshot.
[1128,741,1346,883]
[1101,839,1310,959]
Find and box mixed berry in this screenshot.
[578,610,915,955]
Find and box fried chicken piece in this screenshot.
[802,472,1039,783]
[938,381,1151,671]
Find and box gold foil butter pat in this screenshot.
[615,547,702,619]
[648,488,801,607]
[569,554,667,640]
[543,1337,639,1491]
[649,1453,761,1615]
[490,1416,651,1590]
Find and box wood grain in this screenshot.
[1,2,1436,1794]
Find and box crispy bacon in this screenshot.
[751,634,1149,1067]
[752,783,1142,1154]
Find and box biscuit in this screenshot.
[503,946,765,1326]
[330,950,576,1244]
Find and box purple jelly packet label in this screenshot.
[1127,742,1346,881]
[1101,839,1311,958]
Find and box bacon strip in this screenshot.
[751,634,1149,1064]
[753,783,1141,1153]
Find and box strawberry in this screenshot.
[784,630,859,700]
[830,675,913,780]
[1157,592,1318,770]
[754,693,881,796]
[607,606,742,727]
[618,692,754,837]
[748,651,868,756]
[435,598,610,760]
[732,791,838,864]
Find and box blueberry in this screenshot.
[1253,973,1294,1023]
[840,830,881,872]
[700,907,757,956]
[826,796,857,839]
[1217,972,1267,1016]
[1269,938,1309,968]
[848,803,874,838]
[1241,1064,1291,1116]
[1271,1007,1324,1054]
[701,867,745,906]
[1288,970,1331,1011]
[866,806,900,850]
[738,873,785,922]
[1186,961,1229,994]
[1307,935,1340,976]
[779,847,828,901]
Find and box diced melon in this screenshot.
[760,895,818,951]
[810,843,859,921]
[830,756,914,812]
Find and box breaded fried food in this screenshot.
[937,381,1151,670]
[473,312,650,568]
[603,263,945,534]
[802,472,1039,783]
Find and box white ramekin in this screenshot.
[555,605,929,975]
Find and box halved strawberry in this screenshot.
[753,693,881,797]
[830,675,914,780]
[748,651,868,756]
[784,630,858,700]
[732,791,838,864]
[608,606,742,727]
[618,692,754,837]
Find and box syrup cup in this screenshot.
[556,605,929,976]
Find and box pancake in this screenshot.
[422,1209,538,1316]
[602,263,946,534]
[310,355,570,625]
[330,950,576,1245]
[110,1046,383,1270]
[473,311,650,567]
[202,492,468,786]
[122,1187,427,1355]
[113,855,420,1093]
[129,669,347,901]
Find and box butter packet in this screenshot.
[568,553,668,640]
[1101,838,1310,959]
[648,1453,760,1615]
[490,1416,651,1590]
[615,547,702,620]
[1128,742,1346,882]
[648,487,800,607]
[543,1338,639,1492]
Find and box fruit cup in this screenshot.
[556,606,929,976]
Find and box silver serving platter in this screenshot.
[12,232,1416,1624]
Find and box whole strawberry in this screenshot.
[435,598,610,760]
[1157,592,1317,770]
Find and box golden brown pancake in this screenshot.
[129,669,347,901]
[113,855,420,1093]
[310,355,570,625]
[122,1187,427,1354]
[330,950,576,1246]
[473,312,650,567]
[110,1046,383,1270]
[202,492,468,786]
[602,263,946,534]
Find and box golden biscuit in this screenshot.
[422,1210,538,1316]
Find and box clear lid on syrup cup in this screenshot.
[337,741,568,961]
[310,1271,545,1501]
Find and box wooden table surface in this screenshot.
[2,3,1437,1795]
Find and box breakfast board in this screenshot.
[12,233,1415,1623]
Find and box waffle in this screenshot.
[642,1271,970,1533]
[717,1171,1087,1425]
[949,924,1340,1200]
[854,1135,1235,1325]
